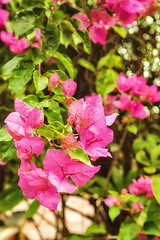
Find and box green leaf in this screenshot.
[68,147,91,166]
[0,187,25,212]
[113,26,128,38]
[108,206,121,222]
[127,125,138,135]
[0,140,17,162]
[43,23,60,59]
[152,174,160,204]
[13,10,36,37]
[118,220,138,240]
[135,150,150,166]
[2,55,24,76]
[31,48,45,65]
[35,124,54,140]
[85,223,107,237]
[25,199,40,219]
[53,52,74,79]
[9,61,35,94]
[143,221,160,236]
[143,166,156,174]
[133,138,146,153]
[97,50,124,70]
[33,70,48,93]
[0,126,12,141]
[96,69,118,97]
[151,145,160,165]
[78,58,95,72]
[112,167,124,192]
[23,95,39,108]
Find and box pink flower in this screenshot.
[18,160,61,210]
[68,95,117,158]
[139,84,160,102]
[153,237,160,240]
[132,201,142,213]
[61,134,77,150]
[0,0,10,4]
[104,195,120,208]
[44,149,100,191]
[130,100,148,119]
[4,99,44,156]
[0,9,9,28]
[31,28,42,49]
[62,79,77,97]
[0,30,29,54]
[128,175,154,198]
[0,157,7,166]
[49,73,60,88]
[138,233,147,240]
[113,93,131,110]
[89,21,107,45]
[72,13,91,30]
[104,95,117,115]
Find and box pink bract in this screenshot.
[0,9,9,28]
[4,99,44,156]
[130,100,148,119]
[62,79,77,97]
[44,149,100,190]
[18,161,61,210]
[49,73,60,88]
[104,195,120,208]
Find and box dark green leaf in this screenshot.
[0,187,25,212]
[9,61,35,94]
[31,48,45,65]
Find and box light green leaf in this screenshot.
[113,26,128,38]
[33,70,48,93]
[96,69,118,97]
[109,205,121,222]
[85,223,107,236]
[25,199,40,219]
[152,175,160,204]
[118,220,138,240]
[0,140,17,162]
[127,125,138,135]
[2,55,24,76]
[135,150,150,166]
[23,95,39,108]
[53,52,74,79]
[0,126,12,141]
[78,58,95,72]
[35,124,54,140]
[13,10,36,37]
[68,147,91,166]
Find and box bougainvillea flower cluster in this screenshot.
[72,9,116,45]
[4,84,116,210]
[98,0,157,27]
[105,73,160,119]
[0,0,10,29]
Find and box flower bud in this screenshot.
[49,73,60,88]
[62,79,77,97]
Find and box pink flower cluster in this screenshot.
[72,9,116,45]
[128,175,154,198]
[0,28,42,54]
[98,0,157,27]
[67,95,117,159]
[105,73,160,119]
[4,93,116,210]
[104,194,120,207]
[138,233,160,240]
[0,0,10,29]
